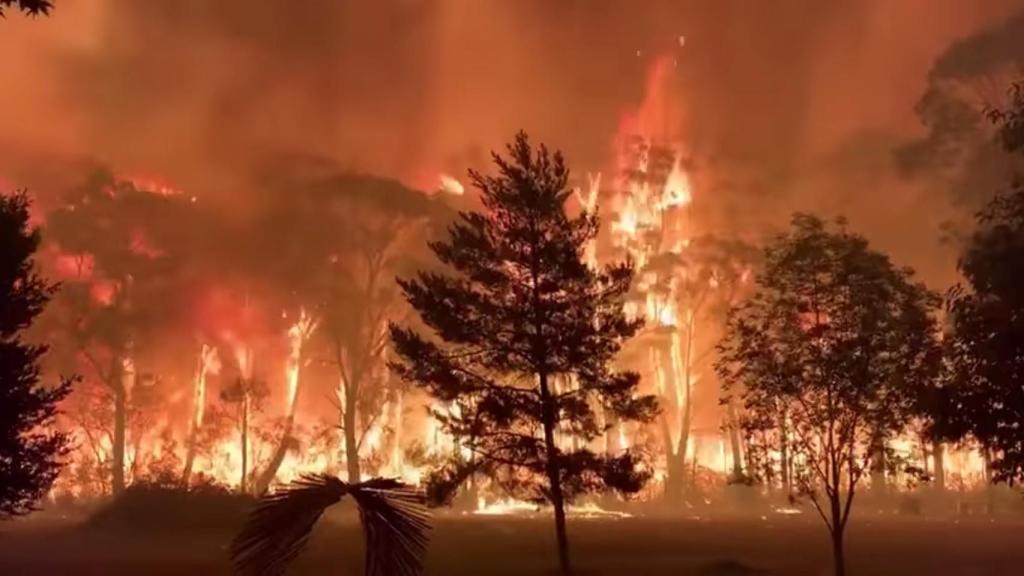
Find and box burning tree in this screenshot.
[716,214,940,576]
[247,172,448,487]
[390,133,657,575]
[607,134,758,500]
[219,374,268,494]
[311,175,445,484]
[0,190,72,517]
[46,170,203,494]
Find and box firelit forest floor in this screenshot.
[1,512,1022,575]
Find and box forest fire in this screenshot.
[35,52,993,507]
[5,4,1024,576]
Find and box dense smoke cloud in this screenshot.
[1,0,1023,280]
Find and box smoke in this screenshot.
[1,0,1023,280]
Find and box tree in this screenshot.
[0,190,72,518]
[243,171,449,487]
[717,214,939,576]
[390,132,657,575]
[0,0,52,17]
[938,84,1024,483]
[309,175,444,484]
[231,475,428,576]
[46,170,202,494]
[220,376,268,494]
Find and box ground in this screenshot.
[0,512,1021,575]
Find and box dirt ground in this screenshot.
[0,513,1021,575]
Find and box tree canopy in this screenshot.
[0,0,52,17]
[717,214,940,576]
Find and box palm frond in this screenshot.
[231,474,349,576]
[230,475,430,576]
[349,478,430,576]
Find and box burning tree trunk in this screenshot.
[221,366,265,496]
[326,246,395,484]
[182,344,219,486]
[111,369,127,495]
[240,393,250,493]
[253,310,316,494]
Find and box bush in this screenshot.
[86,480,256,536]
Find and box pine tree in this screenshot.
[390,132,657,575]
[0,190,72,518]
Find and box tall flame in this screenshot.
[285,309,317,419]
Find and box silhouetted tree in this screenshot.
[390,132,657,575]
[0,0,52,17]
[717,214,940,576]
[0,190,72,518]
[231,475,428,576]
[939,85,1024,483]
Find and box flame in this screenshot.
[191,344,221,429]
[439,173,465,195]
[285,308,317,418]
[45,50,998,504]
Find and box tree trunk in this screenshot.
[870,437,887,495]
[254,432,294,495]
[539,372,570,575]
[726,401,744,479]
[344,397,361,483]
[664,449,686,504]
[932,440,945,492]
[240,395,249,494]
[829,488,847,576]
[779,416,791,495]
[831,527,847,576]
[111,358,127,495]
[181,430,197,486]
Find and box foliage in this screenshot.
[0,0,51,17]
[0,191,73,518]
[939,88,1024,483]
[231,475,428,576]
[390,132,657,573]
[717,214,940,576]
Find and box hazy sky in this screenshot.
[2,0,1024,284]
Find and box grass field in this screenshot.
[1,511,1021,575]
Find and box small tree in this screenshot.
[390,132,657,575]
[717,214,939,576]
[938,85,1024,483]
[0,190,72,518]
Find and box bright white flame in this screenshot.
[439,174,465,195]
